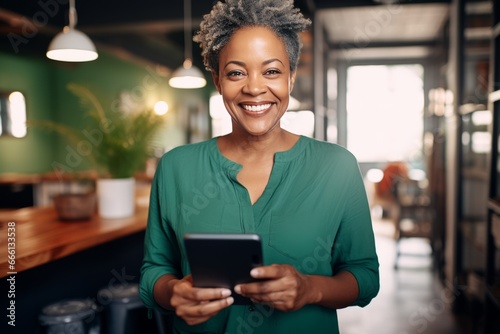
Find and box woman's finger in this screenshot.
[176,296,234,324]
[185,287,232,302]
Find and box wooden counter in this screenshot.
[0,205,148,277]
[0,173,42,185]
[0,171,153,184]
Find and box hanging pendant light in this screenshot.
[46,0,98,62]
[169,0,206,89]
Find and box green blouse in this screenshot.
[140,136,379,334]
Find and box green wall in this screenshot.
[0,51,209,175]
[0,53,56,173]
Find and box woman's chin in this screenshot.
[239,126,281,138]
[231,120,281,137]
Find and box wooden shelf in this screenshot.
[459,103,489,114]
[465,27,492,41]
[490,90,500,103]
[465,1,493,15]
[460,220,487,252]
[462,167,489,180]
[494,21,500,38]
[488,199,500,215]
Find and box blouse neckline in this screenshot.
[209,135,308,172]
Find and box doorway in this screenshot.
[345,64,425,165]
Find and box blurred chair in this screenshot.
[393,177,433,269]
[98,283,171,334]
[372,162,410,239]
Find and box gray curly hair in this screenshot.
[193,0,311,74]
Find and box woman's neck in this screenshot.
[218,128,299,163]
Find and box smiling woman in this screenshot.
[139,1,379,333]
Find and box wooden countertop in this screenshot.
[0,205,149,278]
[0,173,43,185]
[0,171,153,185]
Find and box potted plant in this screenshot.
[32,83,166,219]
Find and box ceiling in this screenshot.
[320,2,450,60]
[0,0,451,71]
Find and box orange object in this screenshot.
[375,162,409,199]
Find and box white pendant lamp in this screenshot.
[169,0,206,89]
[46,0,98,62]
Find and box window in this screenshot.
[346,64,424,163]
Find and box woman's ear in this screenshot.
[211,71,221,94]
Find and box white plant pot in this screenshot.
[97,178,135,219]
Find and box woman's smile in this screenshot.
[241,103,273,113]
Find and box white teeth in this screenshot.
[242,104,271,112]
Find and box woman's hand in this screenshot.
[234,264,319,312]
[169,275,234,325]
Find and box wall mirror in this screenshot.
[0,90,27,138]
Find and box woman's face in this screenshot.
[212,26,296,138]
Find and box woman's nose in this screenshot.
[243,74,266,95]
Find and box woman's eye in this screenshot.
[227,71,244,77]
[265,69,281,75]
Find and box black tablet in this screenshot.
[183,233,264,305]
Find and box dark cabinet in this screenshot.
[0,183,34,208]
[457,107,490,309]
[446,1,493,330]
[485,0,500,332]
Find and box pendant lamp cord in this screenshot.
[183,0,193,67]
[69,0,77,29]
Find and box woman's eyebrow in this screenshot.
[223,58,285,70]
[263,58,284,66]
[223,60,245,70]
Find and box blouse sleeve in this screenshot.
[331,155,380,307]
[139,156,182,313]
